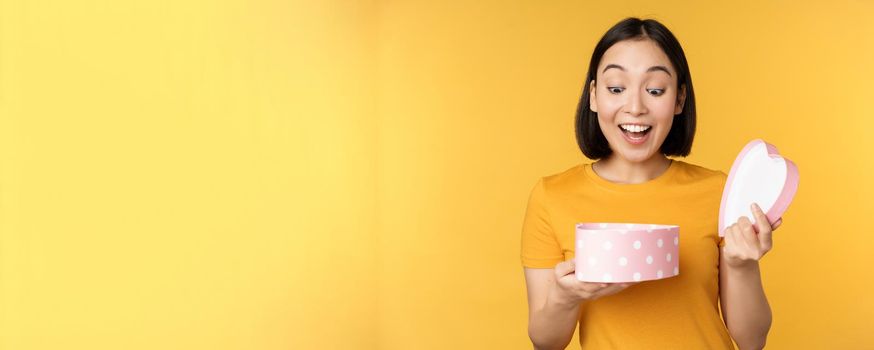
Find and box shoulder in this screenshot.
[672,160,728,188]
[524,164,584,206]
[538,163,584,192]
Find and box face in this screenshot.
[589,38,686,163]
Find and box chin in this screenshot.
[612,145,659,163]
[619,153,654,163]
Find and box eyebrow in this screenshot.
[602,64,672,77]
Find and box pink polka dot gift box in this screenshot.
[575,223,679,283]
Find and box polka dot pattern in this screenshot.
[574,223,680,283]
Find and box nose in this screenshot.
[624,89,647,116]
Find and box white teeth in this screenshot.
[620,124,651,133]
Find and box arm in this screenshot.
[524,262,636,350]
[524,267,580,350]
[718,203,782,350]
[520,179,581,350]
[719,254,771,350]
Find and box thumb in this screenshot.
[554,260,576,278]
[751,203,773,243]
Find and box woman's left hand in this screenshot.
[722,202,783,269]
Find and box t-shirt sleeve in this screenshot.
[520,178,564,268]
[717,170,729,249]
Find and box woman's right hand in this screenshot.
[549,260,639,306]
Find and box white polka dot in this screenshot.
[657,238,664,248]
[674,267,679,275]
[674,237,679,246]
[633,272,641,281]
[633,240,642,249]
[666,253,672,262]
[588,256,597,266]
[657,270,664,278]
[619,257,628,266]
[646,255,653,264]
[603,273,612,282]
[603,241,613,251]
[599,223,608,228]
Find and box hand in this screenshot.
[722,202,782,269]
[549,260,639,306]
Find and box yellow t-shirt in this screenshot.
[520,159,735,349]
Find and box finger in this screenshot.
[734,217,757,251]
[751,203,773,247]
[724,224,739,254]
[579,281,608,293]
[739,218,760,252]
[772,218,783,231]
[611,282,637,291]
[737,215,753,232]
[592,283,628,297]
[750,203,771,235]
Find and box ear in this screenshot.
[589,79,598,113]
[674,84,686,115]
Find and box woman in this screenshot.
[521,17,782,349]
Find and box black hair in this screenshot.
[575,17,696,159]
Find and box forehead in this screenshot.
[598,39,675,76]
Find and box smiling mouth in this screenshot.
[618,125,652,138]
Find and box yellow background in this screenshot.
[1,0,871,349]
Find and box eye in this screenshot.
[607,87,624,94]
[648,89,665,96]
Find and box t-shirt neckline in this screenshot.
[580,159,680,193]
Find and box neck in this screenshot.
[592,154,673,184]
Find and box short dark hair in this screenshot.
[575,17,696,159]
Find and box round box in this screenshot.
[575,223,680,283]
